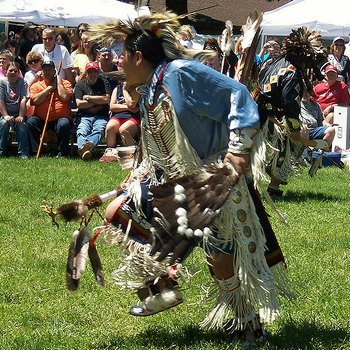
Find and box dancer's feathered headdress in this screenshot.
[281,27,327,96]
[89,11,214,63]
[281,27,327,68]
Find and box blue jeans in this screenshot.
[76,115,108,149]
[309,126,327,140]
[26,116,71,155]
[0,117,29,156]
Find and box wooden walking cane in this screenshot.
[36,61,62,159]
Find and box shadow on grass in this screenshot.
[269,321,350,349]
[277,190,342,203]
[92,326,230,349]
[91,322,349,349]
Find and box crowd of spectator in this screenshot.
[0,21,137,162]
[0,21,349,163]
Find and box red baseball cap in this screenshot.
[324,64,338,74]
[85,61,99,72]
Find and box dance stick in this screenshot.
[36,92,54,159]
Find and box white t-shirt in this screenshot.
[345,42,350,59]
[31,43,73,80]
[24,70,36,87]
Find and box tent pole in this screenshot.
[4,21,9,36]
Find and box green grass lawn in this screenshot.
[1,156,350,350]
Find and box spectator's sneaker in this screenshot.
[82,150,92,161]
[98,148,119,163]
[78,141,93,158]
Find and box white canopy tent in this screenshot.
[262,0,350,39]
[0,0,150,27]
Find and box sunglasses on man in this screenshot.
[28,59,41,64]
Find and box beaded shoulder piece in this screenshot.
[141,93,202,183]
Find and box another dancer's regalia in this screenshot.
[256,28,329,195]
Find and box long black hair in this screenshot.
[124,31,166,68]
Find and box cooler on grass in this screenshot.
[332,106,350,152]
[312,151,342,167]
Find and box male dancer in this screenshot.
[91,12,288,346]
[256,28,328,196]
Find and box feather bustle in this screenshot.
[150,165,239,263]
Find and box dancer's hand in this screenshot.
[224,152,250,175]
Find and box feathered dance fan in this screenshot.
[150,164,239,264]
[57,194,103,221]
[217,20,238,76]
[54,187,125,222]
[235,11,263,85]
[218,20,233,54]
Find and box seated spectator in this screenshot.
[71,23,89,54]
[203,38,222,72]
[178,25,195,49]
[117,55,124,71]
[4,39,27,76]
[56,31,72,53]
[0,32,7,51]
[202,38,238,78]
[17,22,39,62]
[31,28,73,84]
[24,51,44,87]
[109,35,124,58]
[27,59,72,157]
[97,47,119,90]
[345,32,350,58]
[72,31,98,83]
[25,52,44,118]
[74,61,111,160]
[327,37,350,85]
[258,38,281,62]
[0,49,15,78]
[99,82,140,163]
[0,62,29,158]
[300,94,335,147]
[313,64,350,125]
